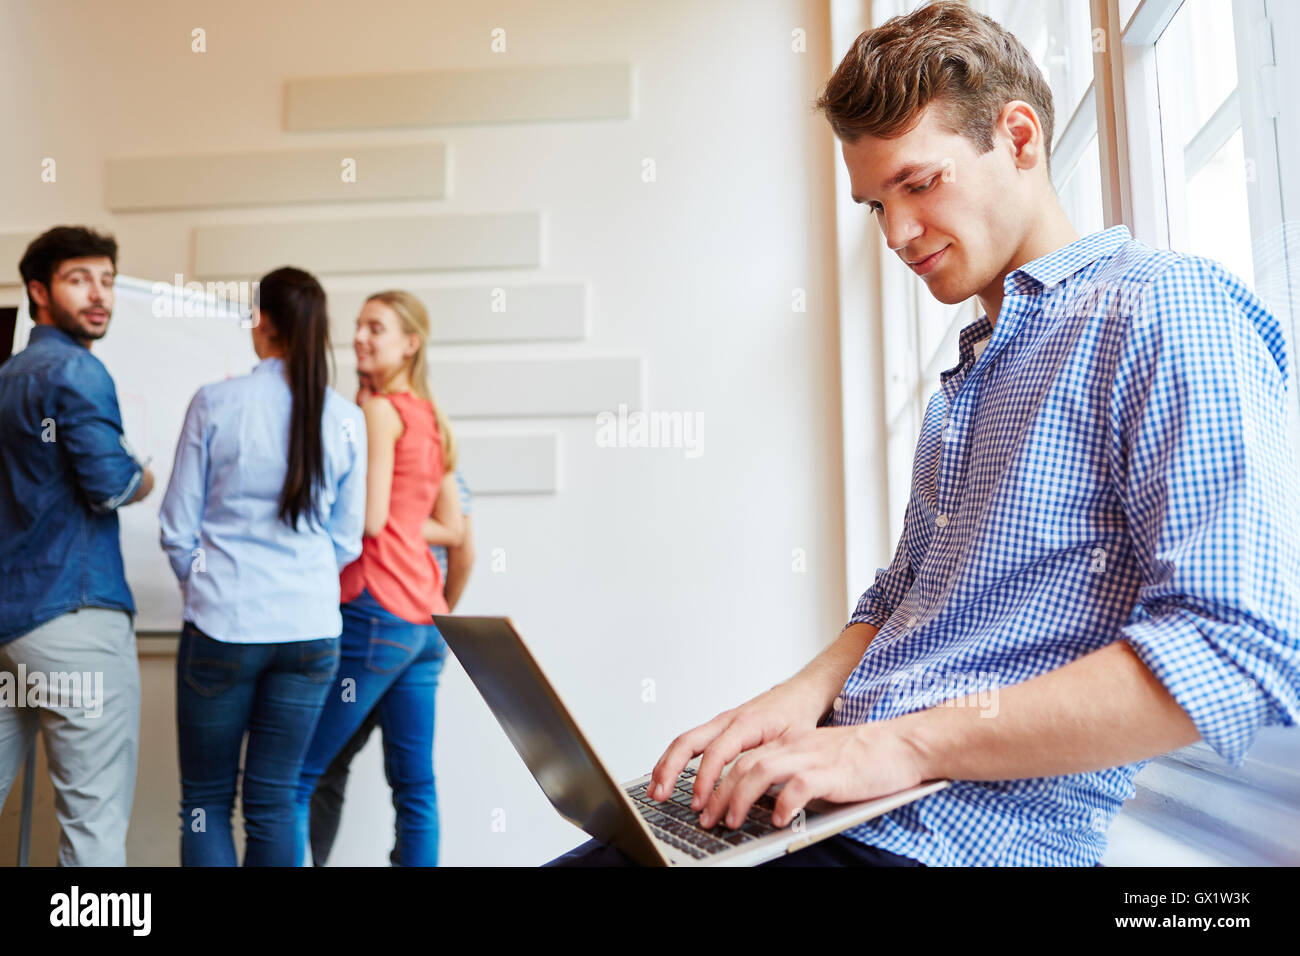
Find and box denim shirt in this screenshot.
[0,324,145,644]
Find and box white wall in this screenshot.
[0,0,846,865]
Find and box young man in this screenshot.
[549,0,1299,866]
[0,226,155,865]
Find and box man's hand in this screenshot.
[699,721,926,829]
[646,680,826,813]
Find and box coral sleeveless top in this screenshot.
[340,391,449,623]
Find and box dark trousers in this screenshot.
[308,703,397,866]
[544,834,925,866]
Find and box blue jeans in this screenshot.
[295,589,448,866]
[176,621,339,866]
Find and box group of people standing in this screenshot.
[0,225,473,866]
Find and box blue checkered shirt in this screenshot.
[829,224,1300,866]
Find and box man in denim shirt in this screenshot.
[0,226,155,865]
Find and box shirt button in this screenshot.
[936,513,950,528]
[906,615,918,627]
[832,696,843,712]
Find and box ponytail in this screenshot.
[257,267,331,530]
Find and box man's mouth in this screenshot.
[908,246,949,276]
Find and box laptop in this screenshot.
[433,615,950,866]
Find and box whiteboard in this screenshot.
[16,275,257,632]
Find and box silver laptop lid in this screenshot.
[434,615,666,865]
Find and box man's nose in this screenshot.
[886,216,922,257]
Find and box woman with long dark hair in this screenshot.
[159,266,367,866]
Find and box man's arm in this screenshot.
[701,256,1300,829]
[896,639,1200,782]
[56,354,151,513]
[702,638,1201,829]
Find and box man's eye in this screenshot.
[909,175,938,193]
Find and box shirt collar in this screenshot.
[28,324,84,348]
[1003,224,1132,295]
[941,314,994,384]
[254,355,285,375]
[941,225,1133,385]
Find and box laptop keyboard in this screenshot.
[624,765,781,860]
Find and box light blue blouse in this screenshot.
[159,357,368,642]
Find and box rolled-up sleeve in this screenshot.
[55,354,143,512]
[328,406,367,570]
[159,388,210,581]
[846,509,917,631]
[1108,255,1300,767]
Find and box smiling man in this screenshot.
[0,225,155,866]
[547,0,1300,867]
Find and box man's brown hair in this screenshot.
[815,0,1055,177]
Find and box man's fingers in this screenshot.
[648,713,731,800]
[770,769,826,827]
[700,748,762,827]
[692,718,765,809]
[706,749,810,830]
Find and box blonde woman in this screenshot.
[295,291,460,866]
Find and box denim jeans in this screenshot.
[176,621,339,866]
[296,588,448,866]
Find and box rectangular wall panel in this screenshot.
[327,283,587,344]
[456,434,559,494]
[427,356,643,418]
[333,351,642,418]
[106,144,448,211]
[194,213,541,278]
[286,63,632,131]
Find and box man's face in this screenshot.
[842,101,1028,308]
[31,256,116,345]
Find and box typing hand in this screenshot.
[645,680,825,819]
[697,722,926,830]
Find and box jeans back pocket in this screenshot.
[180,622,243,698]
[299,638,341,684]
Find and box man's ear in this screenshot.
[26,279,50,320]
[1002,100,1045,170]
[27,279,49,310]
